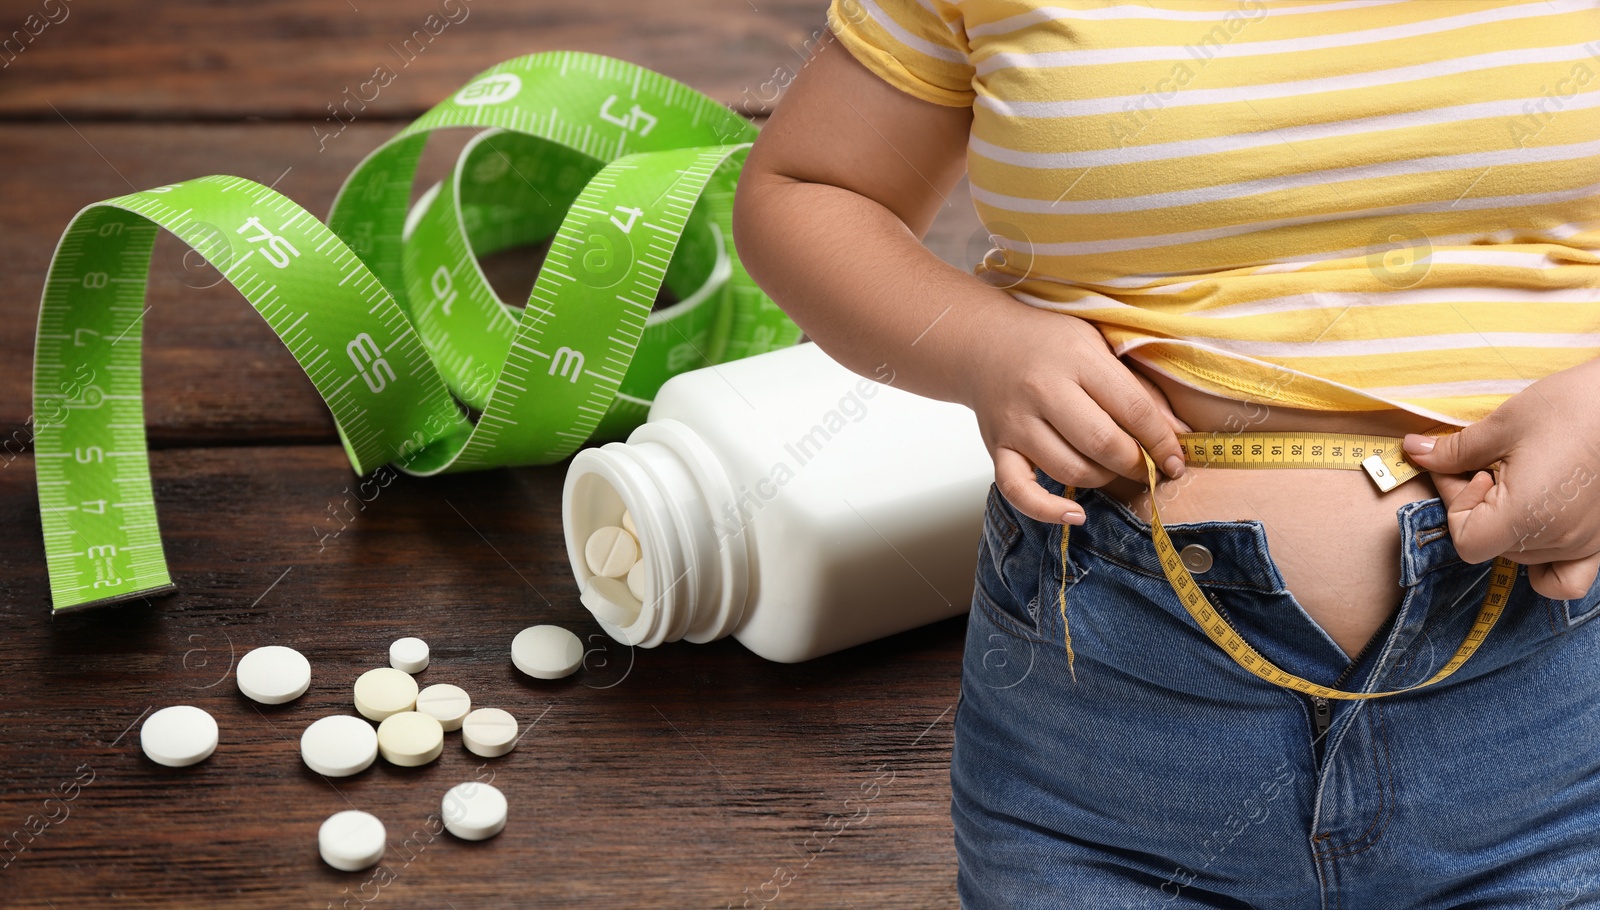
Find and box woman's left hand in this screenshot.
[1401,356,1600,600]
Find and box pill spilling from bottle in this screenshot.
[511,625,584,680]
[353,667,420,722]
[442,782,509,841]
[389,637,431,674]
[132,623,588,870]
[462,707,520,758]
[416,683,472,731]
[580,510,647,630]
[377,711,445,767]
[319,810,387,872]
[236,645,312,705]
[300,715,378,778]
[139,705,218,768]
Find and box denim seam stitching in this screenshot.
[1389,570,1494,681]
[1414,525,1449,547]
[1038,521,1086,592]
[972,575,1051,645]
[982,483,1039,635]
[1316,703,1396,860]
[1563,591,1600,627]
[1074,542,1280,594]
[1313,842,1342,910]
[1403,553,1469,587]
[1080,485,1268,536]
[1311,569,1431,812]
[1036,522,1057,598]
[986,485,1021,551]
[1329,852,1342,910]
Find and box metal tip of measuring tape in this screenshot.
[51,584,177,615]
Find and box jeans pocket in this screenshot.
[975,482,1039,636]
[974,481,1082,640]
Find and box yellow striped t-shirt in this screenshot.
[825,0,1600,425]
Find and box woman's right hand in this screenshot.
[731,29,1189,526]
[961,305,1192,525]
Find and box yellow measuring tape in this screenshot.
[1056,431,1517,700]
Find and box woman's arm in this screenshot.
[732,31,1190,525]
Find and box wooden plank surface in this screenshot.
[0,0,830,120]
[0,447,964,907]
[0,122,391,449]
[0,124,983,447]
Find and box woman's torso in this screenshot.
[894,0,1598,655]
[1097,358,1455,658]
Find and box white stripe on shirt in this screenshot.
[974,0,1588,74]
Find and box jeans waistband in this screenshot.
[1044,470,1462,591]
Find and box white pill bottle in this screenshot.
[560,341,994,662]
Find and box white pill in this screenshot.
[621,509,637,536]
[140,705,218,768]
[626,559,648,603]
[388,637,430,674]
[415,684,471,731]
[584,525,638,578]
[300,715,378,778]
[376,711,444,767]
[461,707,519,758]
[441,781,508,841]
[353,667,418,722]
[318,809,386,871]
[236,645,311,705]
[583,575,641,629]
[512,624,584,679]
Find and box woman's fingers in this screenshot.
[973,311,1196,524]
[994,447,1082,525]
[1043,382,1170,484]
[1432,469,1527,564]
[1525,551,1600,601]
[992,419,1132,518]
[1130,366,1193,434]
[1072,359,1187,481]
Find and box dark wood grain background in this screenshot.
[0,2,987,907]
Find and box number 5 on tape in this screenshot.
[33,52,806,612]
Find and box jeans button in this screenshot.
[1180,543,1213,574]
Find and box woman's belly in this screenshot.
[1099,359,1461,659]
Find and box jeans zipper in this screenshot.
[1309,611,1396,766]
[1310,695,1332,743]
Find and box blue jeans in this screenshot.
[951,471,1600,909]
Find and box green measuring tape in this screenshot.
[32,51,803,612]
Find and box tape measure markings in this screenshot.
[1175,430,1423,490]
[1136,444,1514,700]
[335,52,756,308]
[35,52,805,612]
[36,176,477,608]
[448,146,745,470]
[34,209,167,609]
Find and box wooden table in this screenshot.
[0,3,986,907]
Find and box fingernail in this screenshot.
[1402,433,1435,455]
[1163,454,1186,478]
[1061,508,1084,525]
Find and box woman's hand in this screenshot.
[1402,356,1600,600]
[962,305,1191,526]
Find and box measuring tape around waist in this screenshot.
[1176,430,1423,490]
[1056,431,1517,700]
[32,51,804,613]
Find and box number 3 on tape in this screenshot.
[32,52,804,612]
